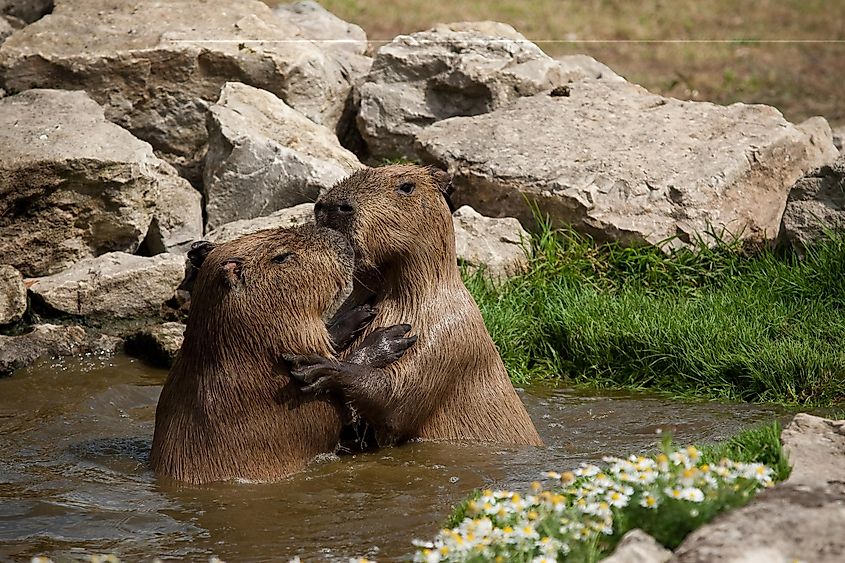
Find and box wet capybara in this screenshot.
[288,165,542,447]
[150,225,416,484]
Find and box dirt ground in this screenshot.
[277,0,845,127]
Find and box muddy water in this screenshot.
[0,354,785,562]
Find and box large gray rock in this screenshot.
[0,0,370,177]
[0,265,26,324]
[418,80,839,249]
[0,0,52,23]
[125,321,184,368]
[205,203,315,243]
[29,251,185,318]
[145,178,204,255]
[0,89,199,277]
[672,414,845,563]
[780,155,845,251]
[358,22,610,160]
[453,205,528,279]
[273,0,367,56]
[604,529,672,563]
[0,324,122,376]
[204,82,363,230]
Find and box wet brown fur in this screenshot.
[150,226,352,484]
[316,165,543,447]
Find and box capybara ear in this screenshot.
[188,240,215,269]
[427,166,454,197]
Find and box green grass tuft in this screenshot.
[464,220,845,406]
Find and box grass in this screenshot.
[275,0,845,127]
[462,219,845,407]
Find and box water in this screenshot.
[0,354,785,562]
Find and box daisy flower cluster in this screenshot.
[412,445,775,563]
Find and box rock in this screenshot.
[204,82,363,230]
[0,265,26,324]
[452,205,528,278]
[672,483,845,563]
[28,251,185,318]
[556,54,622,82]
[205,203,315,243]
[833,125,844,153]
[125,322,184,368]
[672,414,845,563]
[0,0,371,176]
[0,89,196,277]
[0,16,13,45]
[0,324,121,376]
[358,21,602,160]
[144,178,204,255]
[780,413,845,488]
[417,80,839,249]
[273,0,367,55]
[0,0,52,23]
[604,529,672,563]
[780,155,845,251]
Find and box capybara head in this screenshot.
[184,225,354,358]
[314,164,454,271]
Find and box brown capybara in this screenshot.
[286,164,543,448]
[150,225,416,484]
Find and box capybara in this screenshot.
[151,225,416,484]
[287,165,542,447]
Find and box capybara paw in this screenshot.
[283,354,339,385]
[353,324,417,369]
[328,304,378,350]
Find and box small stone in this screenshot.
[0,264,26,324]
[602,529,671,563]
[452,205,529,279]
[780,154,845,252]
[125,322,185,368]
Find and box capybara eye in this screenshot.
[271,252,295,264]
[397,182,415,195]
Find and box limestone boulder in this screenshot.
[204,82,363,230]
[358,22,609,160]
[672,414,845,563]
[28,251,185,318]
[780,155,845,251]
[273,0,367,56]
[417,80,839,249]
[125,322,185,368]
[0,324,122,376]
[205,203,315,244]
[0,0,371,177]
[0,89,199,277]
[145,177,204,255]
[453,205,528,279]
[0,265,26,324]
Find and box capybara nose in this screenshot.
[315,200,356,228]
